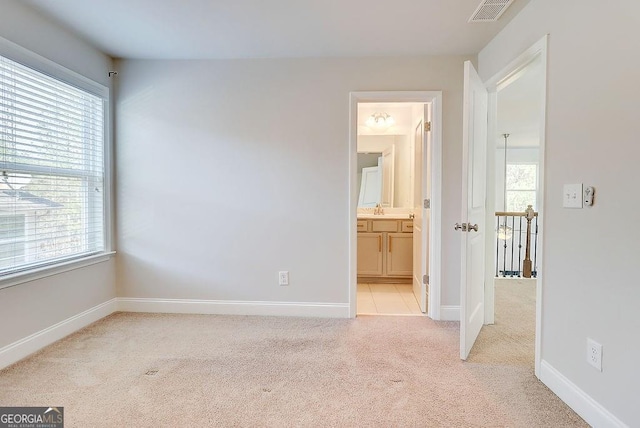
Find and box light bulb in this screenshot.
[366,116,376,127]
[366,113,394,129]
[497,225,513,240]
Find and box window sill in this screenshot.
[0,251,116,291]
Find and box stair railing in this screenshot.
[494,205,539,278]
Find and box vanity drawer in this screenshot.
[356,220,369,232]
[371,220,399,232]
[401,221,414,233]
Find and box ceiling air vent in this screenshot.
[468,0,515,22]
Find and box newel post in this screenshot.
[523,205,536,278]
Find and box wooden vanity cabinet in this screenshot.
[356,218,413,281]
[386,233,413,276]
[356,233,383,276]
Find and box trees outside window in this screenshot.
[506,163,537,212]
[0,53,106,275]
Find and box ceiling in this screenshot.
[358,102,422,136]
[497,55,545,147]
[22,0,529,59]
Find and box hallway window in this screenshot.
[0,52,107,277]
[505,163,537,212]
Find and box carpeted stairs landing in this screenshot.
[0,291,586,427]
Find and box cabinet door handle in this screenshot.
[378,235,382,252]
[388,235,392,252]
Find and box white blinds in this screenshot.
[0,54,106,275]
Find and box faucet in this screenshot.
[374,204,384,215]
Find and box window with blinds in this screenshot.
[0,53,106,276]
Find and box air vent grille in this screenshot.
[468,0,515,22]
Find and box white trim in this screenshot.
[484,36,548,92]
[0,35,107,97]
[117,298,350,318]
[348,91,443,320]
[540,360,629,428]
[0,36,114,286]
[429,95,443,320]
[482,35,548,378]
[534,37,548,380]
[348,94,359,318]
[440,305,460,321]
[103,89,115,254]
[484,89,498,326]
[0,251,116,291]
[0,298,117,370]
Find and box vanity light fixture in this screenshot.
[366,112,395,129]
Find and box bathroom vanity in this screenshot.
[357,216,413,282]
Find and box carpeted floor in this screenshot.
[0,284,586,427]
[468,278,537,366]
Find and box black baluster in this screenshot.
[510,215,515,277]
[502,216,507,277]
[518,216,522,277]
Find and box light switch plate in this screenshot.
[563,184,583,208]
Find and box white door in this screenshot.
[460,61,488,360]
[358,166,381,207]
[412,106,430,313]
[381,146,394,207]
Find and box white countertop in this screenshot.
[357,214,413,220]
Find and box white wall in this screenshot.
[393,135,411,208]
[115,56,471,308]
[480,0,640,425]
[0,0,111,86]
[358,135,396,153]
[0,1,116,349]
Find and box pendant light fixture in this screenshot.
[497,133,513,240]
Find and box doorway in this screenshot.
[348,92,443,319]
[485,39,547,376]
[460,37,547,377]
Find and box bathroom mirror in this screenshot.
[357,135,412,208]
[357,153,383,207]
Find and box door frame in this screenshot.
[483,36,548,377]
[348,91,443,319]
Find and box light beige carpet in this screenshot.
[468,278,537,366]
[0,301,586,427]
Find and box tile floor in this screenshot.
[357,283,423,315]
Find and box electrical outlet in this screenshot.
[587,338,602,372]
[278,271,289,286]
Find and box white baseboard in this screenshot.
[117,298,351,318]
[0,298,117,370]
[440,305,460,321]
[540,360,628,428]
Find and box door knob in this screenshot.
[467,224,479,232]
[454,223,467,232]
